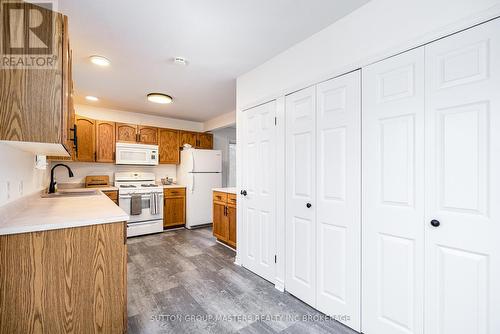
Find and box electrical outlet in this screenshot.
[0,181,9,204]
[18,180,24,197]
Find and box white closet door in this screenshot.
[285,86,316,306]
[362,48,425,334]
[241,101,276,283]
[424,19,500,334]
[316,71,361,331]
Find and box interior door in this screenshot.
[316,71,361,331]
[362,48,425,334]
[424,19,500,334]
[241,100,276,283]
[285,86,316,306]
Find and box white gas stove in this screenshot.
[114,172,163,237]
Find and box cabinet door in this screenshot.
[96,121,115,162]
[75,116,96,162]
[116,123,138,143]
[362,48,425,334]
[227,204,237,248]
[159,129,180,164]
[316,71,361,331]
[197,133,213,149]
[212,201,228,241]
[424,19,500,334]
[164,196,185,227]
[138,126,158,145]
[285,86,316,307]
[179,131,197,147]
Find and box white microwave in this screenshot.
[115,143,159,165]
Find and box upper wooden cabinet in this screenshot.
[0,5,74,156]
[75,116,96,162]
[137,126,158,145]
[96,121,115,163]
[179,131,198,148]
[116,123,138,143]
[159,129,180,164]
[197,133,213,149]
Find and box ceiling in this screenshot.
[58,0,369,122]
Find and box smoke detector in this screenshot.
[173,57,188,66]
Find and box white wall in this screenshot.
[50,161,176,184]
[212,127,236,187]
[236,0,500,109]
[204,111,236,132]
[76,104,204,131]
[0,143,49,206]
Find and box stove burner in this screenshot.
[120,185,137,188]
[141,184,158,187]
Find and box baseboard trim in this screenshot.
[275,278,285,292]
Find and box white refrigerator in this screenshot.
[176,148,222,229]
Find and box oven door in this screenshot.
[119,192,163,223]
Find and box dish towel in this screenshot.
[130,194,142,215]
[150,192,160,215]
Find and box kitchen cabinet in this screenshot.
[96,120,115,162]
[163,188,186,228]
[116,123,138,143]
[0,222,127,334]
[159,129,180,164]
[179,131,198,147]
[75,116,96,162]
[0,5,75,156]
[137,126,158,144]
[197,133,213,149]
[212,190,236,248]
[102,190,119,205]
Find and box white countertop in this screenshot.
[212,187,238,194]
[0,190,129,236]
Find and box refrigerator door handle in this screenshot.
[189,173,195,193]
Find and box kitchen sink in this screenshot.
[41,189,100,198]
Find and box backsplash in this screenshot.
[50,161,177,185]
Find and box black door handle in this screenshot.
[306,203,312,208]
[240,190,247,196]
[430,219,440,227]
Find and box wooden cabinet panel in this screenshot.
[179,131,197,147]
[0,222,127,334]
[159,129,180,164]
[96,121,115,162]
[102,190,118,205]
[213,201,228,241]
[116,123,138,143]
[138,126,158,145]
[164,188,186,228]
[75,116,95,162]
[197,133,213,149]
[227,206,237,248]
[213,191,228,203]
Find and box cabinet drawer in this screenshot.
[213,191,227,203]
[102,190,118,201]
[164,188,186,197]
[227,193,237,206]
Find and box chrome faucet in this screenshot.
[48,164,74,194]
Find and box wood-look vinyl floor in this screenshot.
[127,227,358,334]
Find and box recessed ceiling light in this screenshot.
[173,56,187,66]
[85,95,99,101]
[147,93,173,104]
[89,55,110,66]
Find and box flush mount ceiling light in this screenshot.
[85,95,99,101]
[173,56,188,66]
[89,55,111,67]
[147,93,173,104]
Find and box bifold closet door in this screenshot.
[240,101,277,283]
[424,19,500,334]
[362,48,425,334]
[285,86,317,306]
[316,71,361,331]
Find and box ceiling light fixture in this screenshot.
[85,95,99,101]
[173,56,187,66]
[147,93,173,104]
[89,55,111,66]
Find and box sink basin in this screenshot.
[41,189,100,198]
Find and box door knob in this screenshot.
[430,219,440,227]
[241,190,247,196]
[306,203,312,208]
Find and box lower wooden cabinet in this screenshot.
[212,191,236,248]
[0,222,127,334]
[102,190,119,205]
[164,188,186,228]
